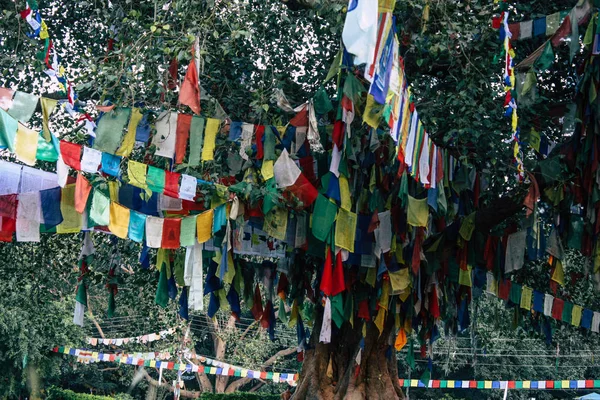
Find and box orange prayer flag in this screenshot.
[394,328,407,351]
[179,59,201,114]
[75,172,92,214]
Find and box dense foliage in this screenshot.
[2,0,600,399]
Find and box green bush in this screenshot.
[200,393,281,400]
[46,386,134,400]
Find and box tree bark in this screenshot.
[292,310,404,400]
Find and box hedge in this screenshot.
[46,387,134,400]
[200,394,281,400]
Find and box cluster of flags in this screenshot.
[398,378,600,390]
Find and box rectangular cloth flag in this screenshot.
[94,108,131,154]
[153,111,178,159]
[16,192,40,242]
[128,210,146,243]
[81,147,102,173]
[196,209,214,243]
[146,216,164,248]
[57,184,82,233]
[128,161,148,189]
[89,189,110,226]
[15,124,38,165]
[109,202,130,239]
[0,108,18,152]
[273,149,318,208]
[188,116,205,167]
[335,208,357,252]
[175,113,192,164]
[201,118,220,161]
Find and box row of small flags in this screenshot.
[398,378,600,390]
[86,328,175,346]
[52,346,298,385]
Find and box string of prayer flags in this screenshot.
[86,328,176,346]
[398,378,600,390]
[52,346,299,385]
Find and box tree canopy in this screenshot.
[2,0,600,399]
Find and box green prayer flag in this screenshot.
[419,368,431,388]
[75,282,87,306]
[147,166,166,193]
[180,215,197,247]
[522,70,537,96]
[534,41,554,71]
[188,116,205,167]
[90,190,110,226]
[325,48,342,83]
[311,194,338,242]
[0,108,18,152]
[278,298,288,324]
[584,15,596,46]
[36,130,58,161]
[406,338,415,370]
[331,293,345,328]
[343,72,366,105]
[93,108,131,153]
[263,126,277,161]
[7,91,38,123]
[562,301,573,325]
[313,87,333,115]
[155,261,169,308]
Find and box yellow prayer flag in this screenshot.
[389,268,410,293]
[572,305,583,327]
[552,259,565,285]
[127,160,148,189]
[407,195,429,227]
[109,202,130,239]
[272,373,280,382]
[458,265,472,287]
[41,97,58,142]
[339,175,352,211]
[484,381,492,389]
[116,107,143,156]
[334,208,357,253]
[374,307,386,335]
[201,118,220,161]
[15,123,38,166]
[57,184,82,234]
[523,381,531,389]
[264,207,288,241]
[520,286,533,310]
[261,160,274,180]
[196,209,214,243]
[108,181,120,202]
[363,94,383,128]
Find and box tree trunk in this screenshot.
[292,311,404,400]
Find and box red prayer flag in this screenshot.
[551,297,564,321]
[357,299,370,320]
[161,218,181,249]
[331,251,346,296]
[179,59,201,114]
[261,300,272,329]
[250,284,263,320]
[320,248,333,296]
[289,106,308,127]
[75,172,92,214]
[60,140,82,170]
[283,172,318,209]
[175,113,192,164]
[0,194,17,219]
[255,125,265,160]
[164,171,180,198]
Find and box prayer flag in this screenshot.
[109,202,130,239]
[179,59,201,114]
[201,118,220,161]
